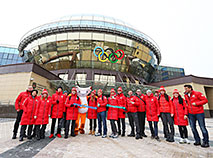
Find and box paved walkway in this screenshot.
[0,118,213,158]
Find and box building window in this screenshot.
[75,73,87,85]
[59,74,68,80]
[94,74,115,86]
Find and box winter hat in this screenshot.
[117,87,123,92]
[110,88,115,93]
[63,90,68,94]
[159,86,166,92]
[72,87,77,92]
[146,89,152,94]
[42,89,48,95]
[155,89,160,93]
[57,86,63,90]
[98,89,103,93]
[31,89,38,95]
[91,90,96,94]
[173,89,179,94]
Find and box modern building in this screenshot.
[18,14,161,92]
[0,45,23,66]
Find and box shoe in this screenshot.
[194,142,201,146]
[19,137,24,141]
[184,138,190,144]
[155,136,160,141]
[168,138,175,142]
[71,133,76,137]
[64,135,68,139]
[201,142,210,148]
[12,133,17,139]
[40,135,45,139]
[36,136,40,140]
[142,134,147,137]
[118,131,121,135]
[127,133,135,137]
[95,133,102,137]
[113,133,118,138]
[179,138,184,144]
[166,137,170,142]
[49,134,54,138]
[121,133,125,137]
[102,135,107,138]
[92,131,95,135]
[89,130,92,135]
[135,135,141,140]
[27,136,32,140]
[23,134,27,138]
[109,133,114,138]
[151,135,155,139]
[56,134,62,138]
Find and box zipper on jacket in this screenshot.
[149,98,152,120]
[57,95,59,117]
[42,100,46,124]
[29,99,35,124]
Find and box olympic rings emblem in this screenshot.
[93,47,125,63]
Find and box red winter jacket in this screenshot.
[87,96,98,119]
[20,96,39,125]
[51,91,66,118]
[116,93,127,118]
[65,94,81,120]
[137,94,146,112]
[144,94,160,122]
[97,95,107,113]
[158,94,174,114]
[127,96,139,113]
[15,91,31,110]
[63,95,68,112]
[184,90,208,114]
[35,96,52,125]
[107,95,119,120]
[172,97,188,126]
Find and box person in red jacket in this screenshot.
[155,89,160,98]
[116,87,127,137]
[172,89,190,144]
[136,89,147,137]
[144,90,160,141]
[49,86,66,138]
[64,87,81,139]
[95,89,108,138]
[184,85,209,148]
[12,86,33,139]
[127,91,141,139]
[59,90,68,132]
[19,89,39,141]
[158,86,175,142]
[108,89,119,138]
[87,90,97,135]
[34,89,52,140]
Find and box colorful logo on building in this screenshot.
[93,47,125,63]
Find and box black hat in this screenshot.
[31,89,38,95]
[57,86,63,90]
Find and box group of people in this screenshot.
[12,84,210,148]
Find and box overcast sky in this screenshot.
[0,0,212,77]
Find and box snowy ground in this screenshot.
[0,118,213,158]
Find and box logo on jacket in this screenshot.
[192,95,195,98]
[151,99,153,101]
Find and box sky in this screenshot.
[0,0,212,77]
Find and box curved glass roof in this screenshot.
[20,14,160,51]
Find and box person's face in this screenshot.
[58,88,62,92]
[91,93,95,97]
[98,91,102,96]
[147,92,152,96]
[72,90,76,95]
[160,90,165,95]
[155,92,159,96]
[128,91,133,96]
[173,93,179,98]
[184,87,191,93]
[32,91,37,96]
[64,93,67,96]
[111,92,115,95]
[136,91,141,96]
[117,90,122,94]
[43,93,47,98]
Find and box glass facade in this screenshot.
[154,65,185,82]
[0,45,23,66]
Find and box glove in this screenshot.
[70,104,74,107]
[75,105,78,108]
[34,116,37,119]
[123,112,125,115]
[97,103,100,107]
[124,107,127,111]
[56,100,59,104]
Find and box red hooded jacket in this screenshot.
[15,91,31,110]
[137,94,146,112]
[127,96,139,113]
[51,91,66,118]
[97,95,107,113]
[184,90,208,114]
[144,94,160,122]
[107,95,119,120]
[158,94,174,114]
[20,95,39,125]
[87,96,98,119]
[65,94,81,120]
[116,93,127,118]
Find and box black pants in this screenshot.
[89,119,97,131]
[178,125,188,139]
[117,118,125,134]
[20,125,33,137]
[50,118,62,134]
[13,110,23,134]
[110,120,117,134]
[148,121,158,137]
[128,112,140,135]
[59,112,67,129]
[65,120,76,136]
[35,124,47,138]
[137,112,146,135]
[161,113,175,139]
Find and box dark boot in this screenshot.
[19,137,24,141]
[12,133,17,139]
[128,131,135,137]
[118,130,121,136]
[201,142,210,148]
[135,134,142,140]
[121,132,125,137]
[64,135,68,139]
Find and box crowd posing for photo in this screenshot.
[12,84,210,148]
